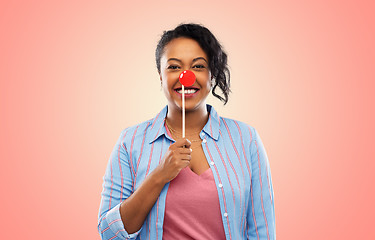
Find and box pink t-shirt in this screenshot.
[162,166,226,239]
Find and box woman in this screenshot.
[98,23,276,240]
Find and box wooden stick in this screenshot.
[182,85,185,138]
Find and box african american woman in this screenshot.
[98,23,276,240]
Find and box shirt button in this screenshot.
[201,132,205,137]
[224,212,228,217]
[210,161,215,166]
[202,139,207,143]
[218,183,223,188]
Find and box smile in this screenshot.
[174,88,200,98]
[176,89,198,94]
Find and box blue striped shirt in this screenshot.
[98,104,276,240]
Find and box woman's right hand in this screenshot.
[117,138,192,235]
[155,138,192,184]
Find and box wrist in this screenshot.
[149,166,168,186]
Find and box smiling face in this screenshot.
[159,37,212,112]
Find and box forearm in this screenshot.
[119,167,166,234]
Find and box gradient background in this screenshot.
[1,0,374,239]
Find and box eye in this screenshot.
[167,65,180,70]
[193,65,205,69]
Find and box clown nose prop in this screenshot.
[178,70,196,138]
[179,70,196,87]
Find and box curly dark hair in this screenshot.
[155,23,231,105]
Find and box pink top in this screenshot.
[162,166,226,239]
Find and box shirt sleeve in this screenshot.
[247,127,276,240]
[97,129,142,240]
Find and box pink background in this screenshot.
[1,0,374,239]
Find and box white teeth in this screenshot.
[177,89,198,94]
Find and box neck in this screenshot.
[166,103,209,134]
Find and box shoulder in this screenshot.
[218,116,257,144]
[118,117,156,149]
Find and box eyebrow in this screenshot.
[167,57,208,63]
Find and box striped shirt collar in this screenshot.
[149,104,221,144]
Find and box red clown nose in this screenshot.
[179,70,196,87]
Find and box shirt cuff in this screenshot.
[105,203,142,239]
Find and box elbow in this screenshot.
[97,217,113,240]
[97,218,106,239]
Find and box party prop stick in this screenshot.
[182,85,185,138]
[178,70,196,138]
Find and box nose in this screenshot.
[179,70,196,87]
